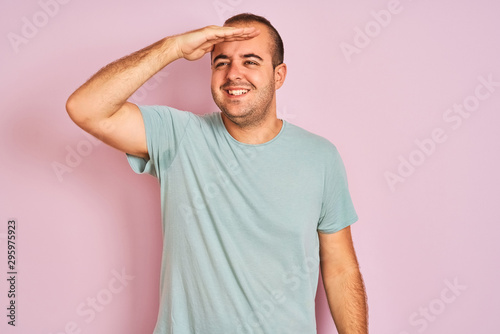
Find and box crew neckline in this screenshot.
[216,112,287,147]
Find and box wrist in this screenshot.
[164,35,184,61]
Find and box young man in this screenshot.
[66,13,368,334]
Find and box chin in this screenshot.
[221,107,249,119]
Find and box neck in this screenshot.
[221,112,283,145]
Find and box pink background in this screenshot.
[1,0,499,333]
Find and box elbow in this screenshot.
[66,94,90,128]
[66,94,79,122]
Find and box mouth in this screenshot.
[225,89,250,97]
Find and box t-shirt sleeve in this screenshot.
[317,145,358,233]
[126,105,192,179]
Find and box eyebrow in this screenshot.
[212,53,264,64]
[242,53,264,61]
[213,54,229,63]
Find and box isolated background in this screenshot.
[1,0,499,333]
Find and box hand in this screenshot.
[173,25,260,61]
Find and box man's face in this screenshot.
[211,22,278,127]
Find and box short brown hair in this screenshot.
[224,13,284,68]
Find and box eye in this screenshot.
[245,60,258,66]
[215,62,229,68]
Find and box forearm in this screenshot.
[66,36,180,122]
[323,267,368,334]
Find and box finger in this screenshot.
[226,26,260,37]
[208,26,260,40]
[229,29,261,39]
[205,32,260,46]
[218,33,260,42]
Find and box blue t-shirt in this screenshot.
[127,105,358,334]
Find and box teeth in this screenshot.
[228,89,249,96]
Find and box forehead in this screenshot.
[212,22,273,60]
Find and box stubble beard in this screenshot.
[212,80,276,128]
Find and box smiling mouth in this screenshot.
[226,89,250,96]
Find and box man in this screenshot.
[66,13,368,334]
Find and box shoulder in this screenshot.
[138,105,193,119]
[285,122,340,158]
[137,105,214,129]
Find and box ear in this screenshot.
[274,63,287,90]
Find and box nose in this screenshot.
[226,63,243,81]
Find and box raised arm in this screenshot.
[65,25,259,158]
[319,226,369,333]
